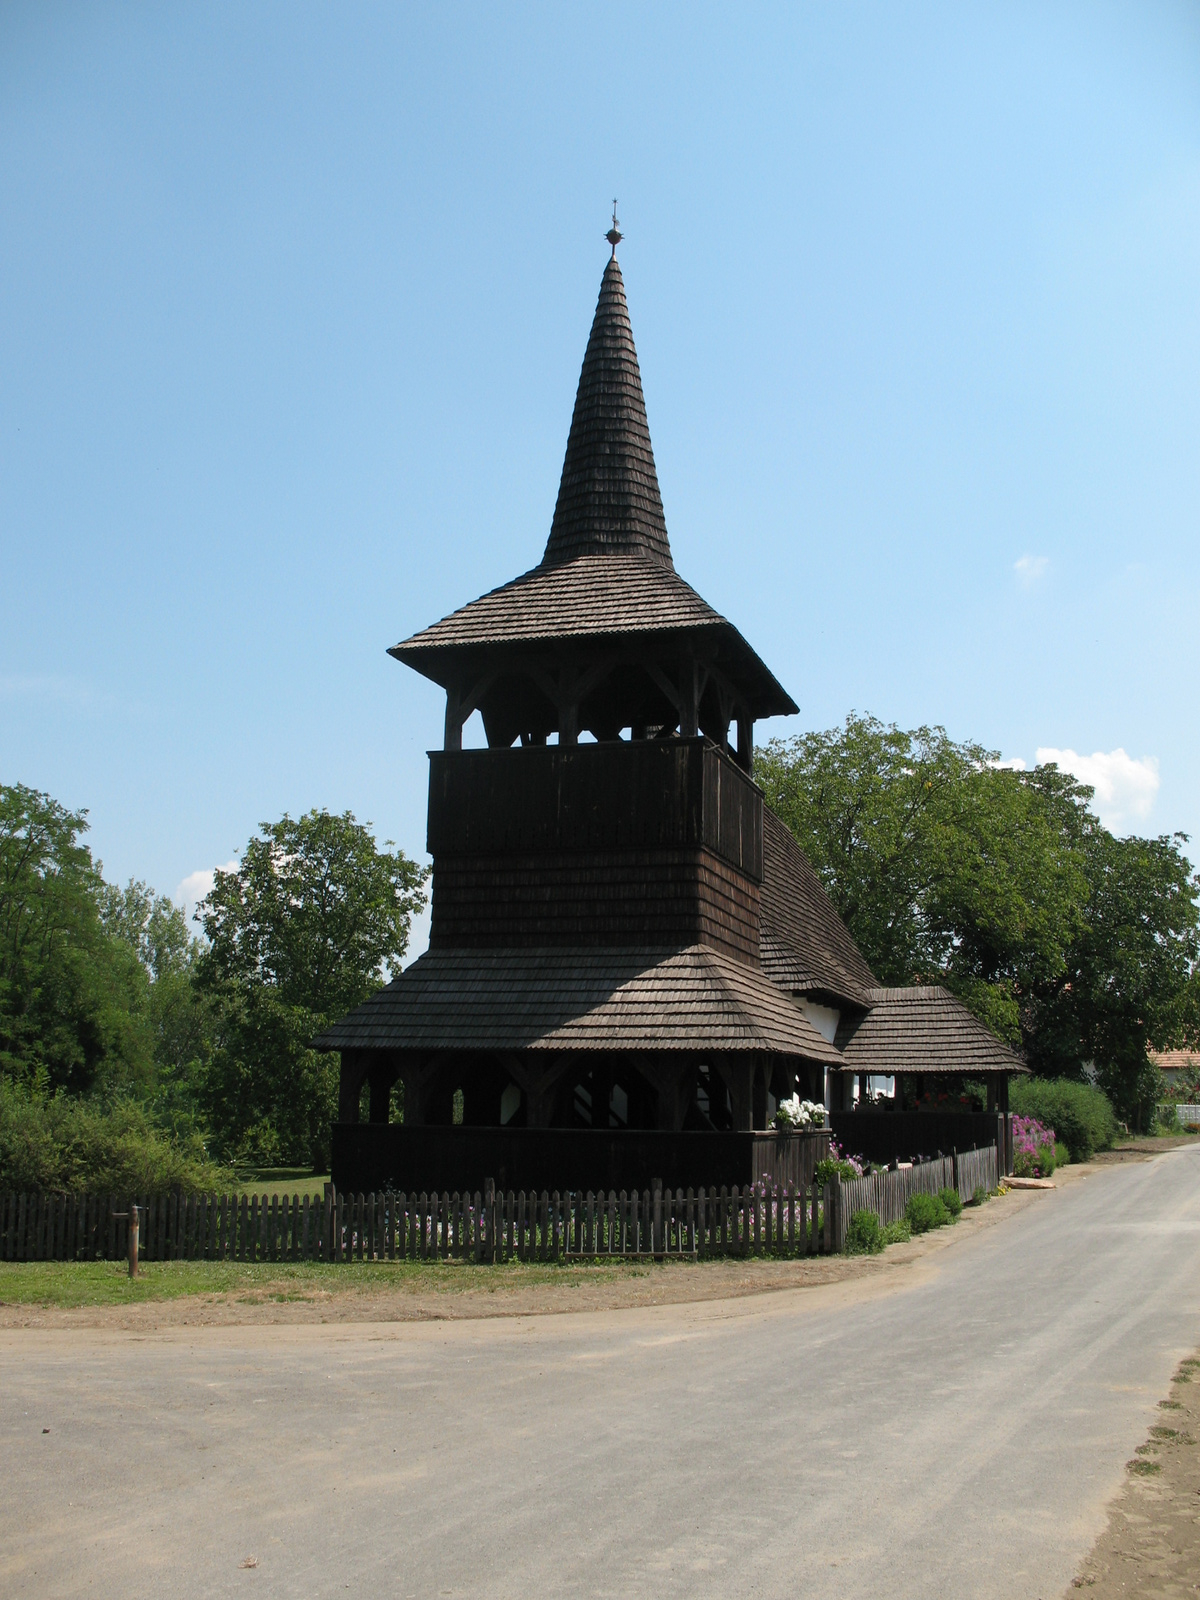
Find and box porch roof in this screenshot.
[314,944,841,1063]
[835,986,1028,1076]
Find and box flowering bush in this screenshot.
[1012,1114,1057,1178]
[815,1138,865,1185]
[773,1095,826,1130]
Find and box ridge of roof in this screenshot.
[865,985,950,1002]
[541,256,673,570]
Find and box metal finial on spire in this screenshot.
[605,198,623,256]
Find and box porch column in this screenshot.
[398,1056,437,1127]
[368,1059,399,1124]
[337,1050,369,1124]
[642,1056,692,1132]
[715,1057,755,1131]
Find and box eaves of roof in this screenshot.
[314,943,840,1063]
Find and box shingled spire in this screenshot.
[541,255,673,569]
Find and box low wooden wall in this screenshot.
[331,1124,831,1197]
[0,1182,840,1263]
[830,1111,1011,1173]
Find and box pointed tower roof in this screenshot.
[542,256,673,569]
[390,247,798,725]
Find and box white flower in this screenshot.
[774,1095,825,1129]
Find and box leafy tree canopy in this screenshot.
[196,809,428,1166]
[0,783,153,1095]
[757,715,1200,1123]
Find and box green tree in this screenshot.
[196,808,427,1168]
[0,783,152,1095]
[757,715,1199,1120]
[98,878,214,1138]
[1025,828,1200,1126]
[756,716,1089,1044]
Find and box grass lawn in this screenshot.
[0,1256,658,1309]
[230,1168,330,1198]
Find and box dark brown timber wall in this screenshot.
[429,849,760,960]
[829,1110,1012,1172]
[428,739,762,873]
[332,1124,830,1197]
[426,739,763,960]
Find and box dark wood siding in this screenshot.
[428,848,761,963]
[428,738,762,880]
[426,740,763,964]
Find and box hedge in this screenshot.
[0,1083,228,1194]
[1009,1078,1117,1162]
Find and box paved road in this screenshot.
[4,1147,1200,1600]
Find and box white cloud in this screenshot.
[1035,747,1160,832]
[989,756,1027,771]
[175,860,238,929]
[1014,554,1049,587]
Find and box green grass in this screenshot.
[0,1255,673,1308]
[229,1168,330,1198]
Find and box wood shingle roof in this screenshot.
[758,808,878,1006]
[542,256,672,569]
[314,944,843,1063]
[835,986,1028,1076]
[388,253,798,721]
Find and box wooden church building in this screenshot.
[318,230,1021,1192]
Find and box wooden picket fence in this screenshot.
[0,1147,998,1265]
[832,1146,999,1251]
[0,1182,841,1265]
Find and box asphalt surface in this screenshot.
[4,1145,1200,1600]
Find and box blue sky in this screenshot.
[3,3,1198,959]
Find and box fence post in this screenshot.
[652,1180,662,1257]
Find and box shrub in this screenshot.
[815,1140,866,1186]
[882,1217,912,1245]
[845,1208,884,1254]
[970,1184,987,1206]
[906,1191,951,1233]
[938,1186,963,1218]
[0,1081,228,1194]
[1010,1079,1117,1162]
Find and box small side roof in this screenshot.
[758,808,878,1007]
[314,943,841,1063]
[835,986,1028,1076]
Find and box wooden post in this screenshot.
[112,1203,141,1278]
[736,711,753,774]
[679,656,699,738]
[444,684,463,751]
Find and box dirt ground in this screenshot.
[1068,1350,1200,1597]
[0,1179,1044,1332]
